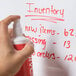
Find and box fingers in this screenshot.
[14,41,34,63]
[0,15,20,42]
[22,41,34,57]
[20,41,34,58]
[0,15,20,33]
[1,15,20,26]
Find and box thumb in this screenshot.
[13,41,34,64]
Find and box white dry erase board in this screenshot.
[0,0,76,76]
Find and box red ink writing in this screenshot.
[25,25,37,33]
[37,51,55,60]
[25,35,46,50]
[26,3,64,18]
[53,42,56,44]
[64,54,74,62]
[26,3,34,12]
[64,29,74,36]
[64,41,71,48]
[40,24,56,35]
[25,15,64,23]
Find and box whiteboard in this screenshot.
[0,0,76,76]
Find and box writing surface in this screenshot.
[24,0,76,76]
[0,0,76,76]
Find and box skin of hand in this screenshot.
[0,15,34,76]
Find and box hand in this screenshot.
[0,15,34,76]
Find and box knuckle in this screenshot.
[0,21,5,25]
[8,15,13,18]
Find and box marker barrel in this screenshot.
[13,37,33,76]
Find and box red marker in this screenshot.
[12,19,33,76]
